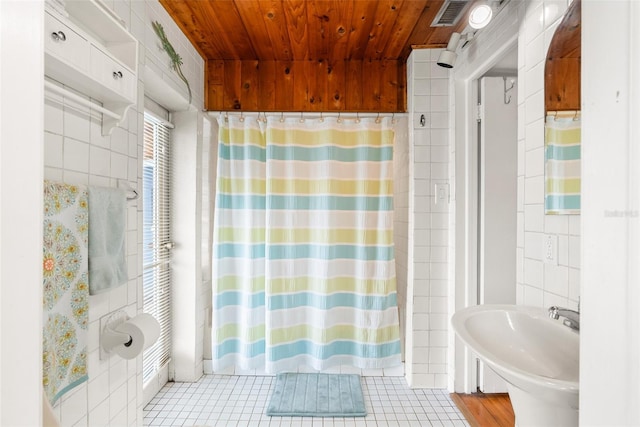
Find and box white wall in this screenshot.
[0,2,44,426]
[393,114,409,360]
[406,49,451,388]
[42,1,204,425]
[581,1,640,424]
[515,0,580,310]
[171,110,204,382]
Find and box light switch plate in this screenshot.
[434,183,449,204]
[543,234,558,265]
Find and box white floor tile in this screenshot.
[144,375,469,427]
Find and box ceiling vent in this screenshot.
[431,0,469,27]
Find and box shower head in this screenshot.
[437,32,473,69]
[437,50,457,69]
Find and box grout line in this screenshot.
[143,375,469,427]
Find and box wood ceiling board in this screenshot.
[260,0,294,60]
[274,61,295,110]
[162,0,475,62]
[545,0,581,111]
[205,60,225,108]
[282,0,310,60]
[158,0,222,59]
[345,0,380,60]
[363,0,404,59]
[546,0,581,60]
[345,60,364,109]
[233,0,277,59]
[304,1,328,60]
[381,0,429,59]
[327,59,346,110]
[160,0,466,112]
[209,0,261,59]
[323,0,354,62]
[258,60,277,110]
[240,60,260,110]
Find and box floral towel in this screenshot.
[43,181,89,405]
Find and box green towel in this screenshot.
[88,186,127,295]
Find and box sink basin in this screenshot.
[452,304,579,427]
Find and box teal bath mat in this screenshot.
[266,373,367,417]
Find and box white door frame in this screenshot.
[451,32,518,393]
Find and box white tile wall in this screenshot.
[406,49,450,388]
[43,1,204,425]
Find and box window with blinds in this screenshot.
[142,112,172,384]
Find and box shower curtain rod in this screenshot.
[205,111,407,119]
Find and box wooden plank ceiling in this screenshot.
[545,0,581,112]
[159,0,473,112]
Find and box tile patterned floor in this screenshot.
[143,375,470,427]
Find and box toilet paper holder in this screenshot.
[100,311,133,360]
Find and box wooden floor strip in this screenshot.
[451,392,515,427]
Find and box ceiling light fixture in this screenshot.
[468,1,494,29]
[436,32,473,69]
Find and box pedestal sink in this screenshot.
[451,304,579,427]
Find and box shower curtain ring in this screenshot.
[375,113,381,124]
[337,112,342,124]
[319,111,324,123]
[355,112,361,123]
[239,112,245,122]
[391,113,396,125]
[299,111,305,123]
[280,112,285,123]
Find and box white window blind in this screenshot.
[142,112,172,384]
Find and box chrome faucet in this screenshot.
[548,306,580,331]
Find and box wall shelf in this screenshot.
[44,0,138,136]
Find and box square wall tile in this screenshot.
[60,385,88,427]
[90,146,111,177]
[111,152,128,179]
[63,138,90,173]
[88,371,109,411]
[45,132,64,168]
[111,127,129,155]
[525,147,544,177]
[544,264,569,296]
[109,381,128,422]
[64,104,91,143]
[523,284,544,307]
[413,62,430,79]
[430,79,448,96]
[88,398,110,427]
[45,97,64,135]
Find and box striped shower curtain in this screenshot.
[212,116,267,370]
[212,115,401,373]
[545,113,581,214]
